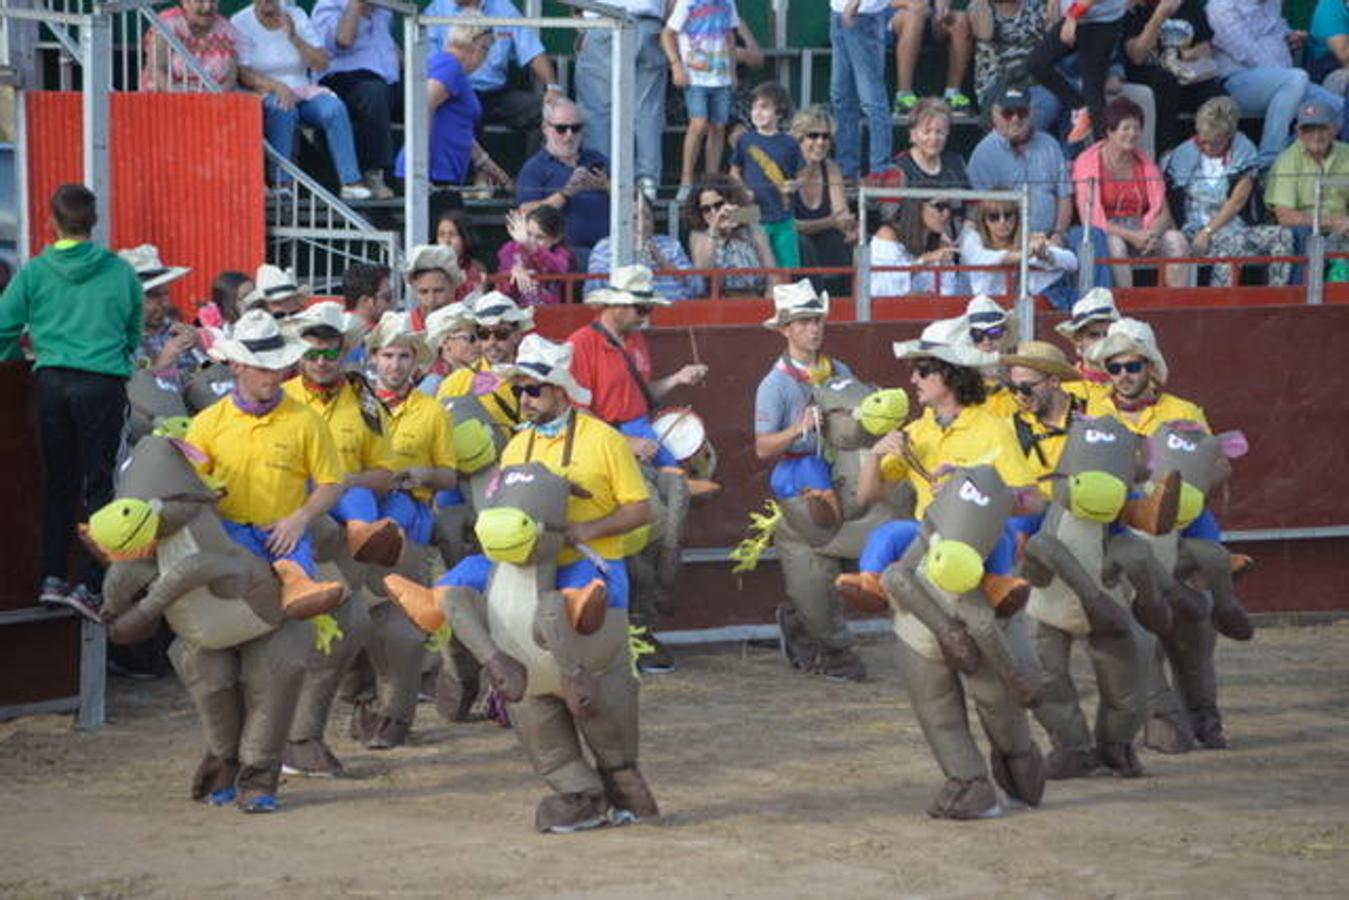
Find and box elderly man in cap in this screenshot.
[403,244,466,333]
[122,244,199,383]
[1055,287,1120,406]
[1266,98,1349,279]
[752,279,872,681]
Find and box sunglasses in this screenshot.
[303,346,342,361]
[913,361,940,378]
[804,131,832,141]
[1009,377,1049,397]
[927,201,953,213]
[449,331,478,343]
[970,325,1006,343]
[1106,360,1147,375]
[628,304,654,317]
[549,122,583,134]
[700,198,726,216]
[985,210,1017,223]
[477,327,515,341]
[999,107,1031,120]
[511,382,547,398]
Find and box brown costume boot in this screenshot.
[190,753,239,803]
[561,579,608,636]
[282,738,346,777]
[1099,741,1145,778]
[1119,470,1181,535]
[483,652,528,703]
[535,791,608,834]
[601,766,660,824]
[273,560,344,619]
[346,518,404,566]
[1045,747,1100,780]
[980,572,1031,618]
[1230,553,1254,578]
[937,621,982,675]
[926,777,1002,820]
[803,487,842,530]
[366,716,411,750]
[383,574,446,633]
[835,572,890,615]
[1142,713,1196,754]
[989,744,1046,808]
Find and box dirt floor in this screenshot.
[2,622,1347,898]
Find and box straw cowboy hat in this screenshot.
[892,316,1001,369]
[211,309,307,370]
[285,300,365,351]
[1054,287,1121,338]
[118,244,190,291]
[495,333,592,406]
[472,290,537,331]
[1000,340,1081,381]
[585,264,673,308]
[242,264,312,309]
[403,243,466,289]
[1086,317,1169,384]
[424,300,477,352]
[762,279,829,329]
[365,311,434,369]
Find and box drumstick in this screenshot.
[687,327,703,386]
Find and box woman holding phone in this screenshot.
[684,173,779,297]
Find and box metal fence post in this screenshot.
[856,186,871,321]
[80,9,110,246]
[609,14,635,267]
[1308,174,1325,306]
[1076,176,1095,295]
[403,10,427,258]
[1016,183,1033,341]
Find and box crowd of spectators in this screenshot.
[135,0,1349,301]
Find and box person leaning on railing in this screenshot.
[683,173,778,298]
[959,194,1079,308]
[1263,98,1349,278]
[1072,95,1190,288]
[790,105,855,296]
[1162,96,1292,287]
[140,0,240,92]
[869,196,966,297]
[585,192,703,301]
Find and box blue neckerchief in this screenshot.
[532,408,572,438]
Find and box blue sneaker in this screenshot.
[239,794,279,813]
[207,786,237,806]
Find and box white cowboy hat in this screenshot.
[892,316,1001,369]
[1086,317,1169,384]
[762,279,829,329]
[241,264,312,309]
[585,264,673,308]
[965,294,1010,327]
[210,309,306,370]
[118,244,191,291]
[472,290,536,332]
[1054,287,1121,337]
[402,243,466,289]
[284,300,364,350]
[424,301,477,352]
[495,333,592,406]
[365,310,434,369]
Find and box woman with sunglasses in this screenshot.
[869,196,966,297]
[960,196,1078,310]
[790,106,856,295]
[683,173,778,297]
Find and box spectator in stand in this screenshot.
[403,244,466,332]
[517,98,611,266]
[830,0,894,179]
[241,263,312,318]
[424,0,564,152]
[1120,0,1225,156]
[434,210,488,303]
[1027,0,1127,143]
[141,0,239,92]
[340,261,393,369]
[893,97,971,222]
[121,244,200,383]
[586,192,703,300]
[1309,0,1349,94]
[233,0,371,199]
[1164,96,1292,286]
[1073,96,1190,287]
[891,0,975,115]
[960,194,1080,307]
[968,86,1114,287]
[869,197,966,296]
[201,270,252,326]
[731,82,803,271]
[0,185,141,619]
[1208,0,1344,169]
[1264,99,1349,269]
[791,106,856,295]
[497,206,573,306]
[684,173,778,297]
[575,0,668,201]
[968,0,1057,132]
[311,0,401,199]
[663,0,751,204]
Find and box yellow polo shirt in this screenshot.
[436,358,521,430]
[1010,396,1086,497]
[981,382,1021,419]
[385,390,457,502]
[1064,378,1112,407]
[186,395,343,526]
[1087,391,1210,436]
[499,411,650,563]
[283,377,398,475]
[880,404,1037,517]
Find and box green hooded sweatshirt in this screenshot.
[0,240,143,377]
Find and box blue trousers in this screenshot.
[221,519,318,577]
[859,519,1017,577]
[330,486,378,525]
[618,416,679,469]
[437,553,630,609]
[1181,508,1221,541]
[379,490,434,546]
[434,487,466,509]
[770,455,834,499]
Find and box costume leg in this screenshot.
[1138,627,1196,753]
[169,637,243,764]
[1031,622,1094,753]
[1165,616,1226,747]
[237,619,311,772]
[288,596,372,742]
[1088,625,1147,775]
[971,615,1046,807]
[510,693,604,795]
[365,601,427,734]
[774,522,851,654]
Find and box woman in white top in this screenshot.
[959,196,1078,309]
[233,0,370,199]
[868,196,966,297]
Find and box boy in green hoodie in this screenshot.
[0,184,143,618]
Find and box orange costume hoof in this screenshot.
[274,560,345,619]
[561,579,608,636]
[347,518,404,567]
[981,573,1031,618]
[659,466,721,499]
[1230,553,1255,578]
[835,572,890,615]
[383,574,446,634]
[1121,470,1181,535]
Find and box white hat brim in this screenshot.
[140,266,191,292]
[496,360,592,407]
[892,339,1000,369]
[1086,333,1169,384]
[584,288,673,308]
[212,335,306,371]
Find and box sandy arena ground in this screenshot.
[2,623,1347,898]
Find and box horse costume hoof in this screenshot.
[1212,602,1254,642]
[235,765,281,812]
[191,753,238,803]
[1081,591,1132,639]
[834,572,889,614]
[1131,594,1173,637]
[348,699,380,743]
[926,777,1002,820]
[347,517,404,566]
[1045,747,1100,780]
[1142,714,1196,754]
[281,739,346,777]
[980,573,1031,618]
[989,744,1046,808]
[1167,581,1212,623]
[1191,710,1229,749]
[535,791,608,834]
[562,579,608,636]
[274,560,345,619]
[434,667,481,723]
[937,622,982,675]
[1099,741,1145,778]
[601,766,660,822]
[803,488,842,530]
[813,648,867,682]
[484,652,528,703]
[1230,553,1255,578]
[365,717,411,750]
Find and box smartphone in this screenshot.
[733,204,761,226]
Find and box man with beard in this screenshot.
[437,291,534,430]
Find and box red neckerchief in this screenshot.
[375,384,413,408]
[1077,362,1110,384]
[1112,393,1158,413]
[302,376,343,402]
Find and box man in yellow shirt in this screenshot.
[1055,287,1120,406]
[965,295,1020,418]
[436,290,535,430]
[1085,317,1209,435]
[1000,341,1085,485]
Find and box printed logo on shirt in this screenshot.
[1084,428,1118,444]
[958,478,992,507]
[1166,432,1199,454]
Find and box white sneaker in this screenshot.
[341,184,373,201]
[638,177,658,203]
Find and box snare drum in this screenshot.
[652,407,718,480]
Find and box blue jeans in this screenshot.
[617,416,679,469]
[576,20,667,183]
[684,85,732,124]
[770,455,834,499]
[1028,84,1063,137]
[859,519,1018,577]
[264,91,362,185]
[437,553,630,609]
[379,490,435,546]
[1068,225,1115,289]
[221,519,318,577]
[1223,67,1344,169]
[829,10,892,178]
[1181,508,1222,542]
[330,486,378,525]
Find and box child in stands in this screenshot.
[497,205,573,306]
[731,81,804,271]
